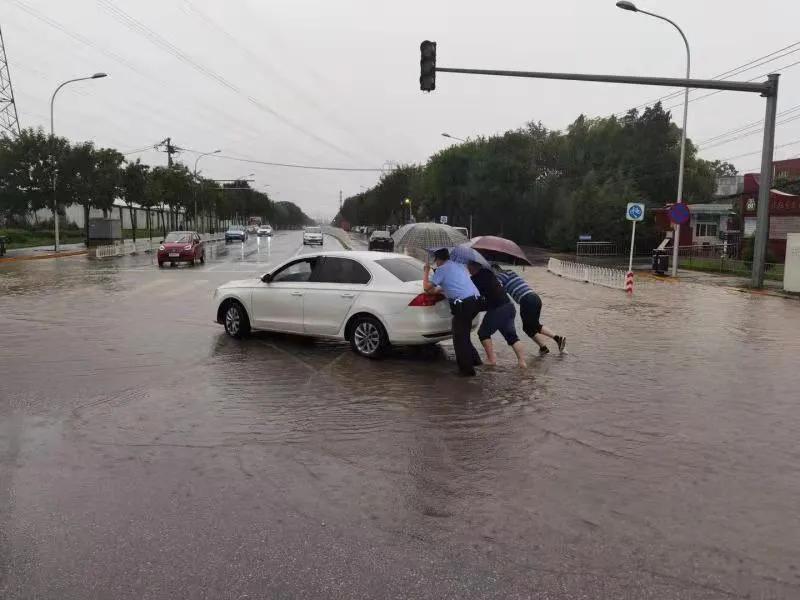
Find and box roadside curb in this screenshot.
[0,249,87,263]
[323,227,352,250]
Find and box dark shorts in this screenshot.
[519,293,543,338]
[477,302,519,346]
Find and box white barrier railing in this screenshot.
[547,257,628,290]
[95,235,224,259]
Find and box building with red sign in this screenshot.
[740,158,800,259]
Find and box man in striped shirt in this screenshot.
[493,264,566,355]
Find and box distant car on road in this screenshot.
[303,226,323,246]
[158,231,204,267]
[257,225,273,237]
[214,251,454,358]
[225,226,247,244]
[368,230,394,252]
[246,225,258,234]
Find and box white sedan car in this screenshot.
[214,251,453,357]
[302,226,323,246]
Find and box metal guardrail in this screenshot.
[576,241,619,257]
[548,257,628,290]
[94,235,225,259]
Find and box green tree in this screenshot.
[121,160,149,241]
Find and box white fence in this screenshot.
[94,234,225,259]
[547,257,628,290]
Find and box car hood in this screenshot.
[217,278,260,291]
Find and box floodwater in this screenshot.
[1,231,800,599]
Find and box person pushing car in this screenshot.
[423,248,482,377]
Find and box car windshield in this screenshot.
[164,232,192,243]
[305,227,321,233]
[372,231,390,238]
[227,227,243,232]
[375,257,424,282]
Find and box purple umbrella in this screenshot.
[468,236,532,266]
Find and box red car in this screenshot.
[157,231,205,267]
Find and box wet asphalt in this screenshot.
[2,231,800,599]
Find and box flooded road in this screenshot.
[2,232,800,599]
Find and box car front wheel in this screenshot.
[349,316,388,359]
[223,301,251,338]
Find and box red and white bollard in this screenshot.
[625,271,634,295]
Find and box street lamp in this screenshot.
[401,197,413,224]
[50,72,107,252]
[616,0,690,277]
[441,132,466,142]
[193,149,220,232]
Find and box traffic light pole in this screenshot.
[425,59,779,288]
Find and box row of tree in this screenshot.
[0,127,313,238]
[335,104,738,251]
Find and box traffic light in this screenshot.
[420,40,436,92]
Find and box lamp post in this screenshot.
[402,197,413,224]
[616,0,689,277]
[50,72,107,252]
[193,149,220,232]
[441,132,466,142]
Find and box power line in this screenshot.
[720,138,800,162]
[179,148,386,172]
[96,0,362,161]
[7,0,324,161]
[699,112,800,150]
[179,1,382,162]
[661,57,800,114]
[697,104,800,146]
[613,40,800,118]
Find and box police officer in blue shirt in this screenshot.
[423,248,482,376]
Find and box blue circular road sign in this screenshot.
[668,203,691,225]
[628,204,643,220]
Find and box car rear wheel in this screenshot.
[223,301,250,338]
[350,316,388,359]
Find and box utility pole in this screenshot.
[0,25,21,137]
[339,190,343,213]
[158,137,179,228]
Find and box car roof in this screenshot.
[295,250,415,262]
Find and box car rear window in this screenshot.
[375,257,424,282]
[306,227,321,233]
[372,231,390,238]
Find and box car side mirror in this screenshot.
[262,273,273,283]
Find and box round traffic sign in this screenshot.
[628,204,643,220]
[668,203,691,225]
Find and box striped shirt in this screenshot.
[496,270,534,303]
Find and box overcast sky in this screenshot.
[4,0,800,219]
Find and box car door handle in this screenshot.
[291,292,303,297]
[340,293,355,298]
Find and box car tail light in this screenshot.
[408,293,444,307]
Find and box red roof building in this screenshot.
[741,167,800,259]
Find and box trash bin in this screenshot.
[652,249,669,275]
